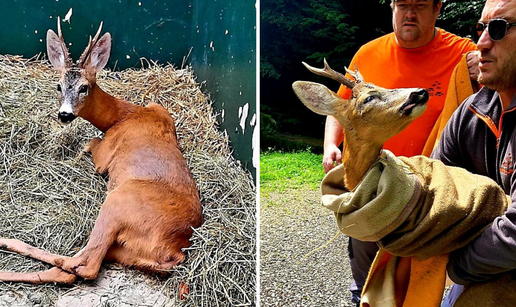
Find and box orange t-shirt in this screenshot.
[337,28,477,157]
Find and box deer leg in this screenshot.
[104,245,185,274]
[0,239,101,281]
[85,137,113,176]
[154,255,185,271]
[0,238,66,266]
[74,137,102,164]
[0,240,79,284]
[54,197,121,280]
[83,137,102,154]
[0,267,77,285]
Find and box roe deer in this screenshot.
[0,20,203,284]
[292,60,429,190]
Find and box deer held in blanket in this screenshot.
[0,20,203,284]
[292,60,429,190]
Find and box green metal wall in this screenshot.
[0,0,257,179]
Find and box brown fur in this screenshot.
[0,23,202,284]
[293,61,429,190]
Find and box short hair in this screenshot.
[390,0,441,9]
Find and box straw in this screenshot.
[0,54,256,306]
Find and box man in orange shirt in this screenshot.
[322,0,478,304]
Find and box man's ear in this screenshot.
[435,1,442,14]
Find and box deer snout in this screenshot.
[399,89,429,116]
[409,89,429,104]
[58,111,77,124]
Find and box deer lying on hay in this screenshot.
[0,21,203,284]
[292,60,511,306]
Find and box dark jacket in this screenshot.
[432,86,516,284]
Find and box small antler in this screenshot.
[302,59,357,89]
[56,16,73,68]
[345,65,364,84]
[77,22,104,68]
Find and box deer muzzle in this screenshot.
[58,111,77,124]
[58,102,77,124]
[399,89,429,116]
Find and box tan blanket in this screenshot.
[321,150,509,306]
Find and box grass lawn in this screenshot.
[260,150,325,196]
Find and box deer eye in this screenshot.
[364,96,376,104]
[57,84,62,92]
[79,85,89,94]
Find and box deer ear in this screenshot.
[46,30,68,71]
[292,81,347,116]
[85,32,111,73]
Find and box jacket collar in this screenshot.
[468,87,516,138]
[469,87,503,125]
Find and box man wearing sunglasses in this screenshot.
[323,0,478,304]
[433,0,516,305]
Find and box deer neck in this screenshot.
[78,84,138,132]
[342,129,383,191]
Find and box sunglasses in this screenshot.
[475,18,516,41]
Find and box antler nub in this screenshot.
[57,16,62,39]
[344,64,364,83]
[92,21,104,43]
[77,21,104,68]
[56,16,73,68]
[302,58,356,89]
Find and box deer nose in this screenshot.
[410,89,429,104]
[58,112,77,123]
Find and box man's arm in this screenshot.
[447,202,516,285]
[323,115,343,173]
[433,94,516,284]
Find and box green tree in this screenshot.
[261,0,357,80]
[260,0,392,145]
[439,0,486,39]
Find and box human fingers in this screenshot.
[323,147,342,173]
[466,51,480,80]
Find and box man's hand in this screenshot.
[467,51,480,81]
[323,144,342,173]
[323,116,344,173]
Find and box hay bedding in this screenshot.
[0,54,256,306]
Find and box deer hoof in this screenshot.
[74,266,98,280]
[54,270,78,284]
[54,258,64,267]
[55,258,84,275]
[178,282,189,300]
[0,239,15,249]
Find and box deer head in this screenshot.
[46,18,111,124]
[292,59,429,189]
[293,59,428,147]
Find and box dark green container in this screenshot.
[0,0,257,179]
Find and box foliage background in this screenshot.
[260,0,486,151]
